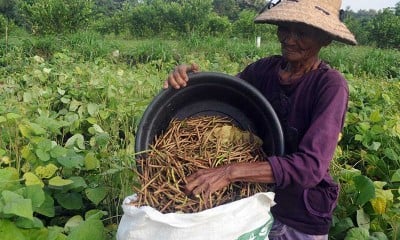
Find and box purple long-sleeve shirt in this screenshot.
[237,56,349,235]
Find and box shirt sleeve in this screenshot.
[268,70,349,189]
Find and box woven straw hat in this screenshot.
[254,0,357,45]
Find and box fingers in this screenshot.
[163,79,169,89]
[163,63,200,89]
[190,63,200,73]
[184,171,202,195]
[184,167,230,197]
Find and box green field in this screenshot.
[1,31,400,239]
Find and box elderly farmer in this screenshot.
[164,0,357,239]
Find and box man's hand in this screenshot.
[185,165,232,200]
[163,63,200,89]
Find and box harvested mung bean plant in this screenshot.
[133,115,269,213]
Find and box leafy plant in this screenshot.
[17,0,93,35]
[1,30,399,239]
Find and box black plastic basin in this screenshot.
[135,72,284,157]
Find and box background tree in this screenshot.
[369,8,400,48]
[344,9,376,45]
[93,0,138,16]
[5,0,400,49]
[201,12,232,36]
[395,2,400,16]
[0,0,17,50]
[127,0,213,37]
[344,6,400,48]
[0,0,16,19]
[236,0,265,12]
[213,0,241,20]
[17,0,94,35]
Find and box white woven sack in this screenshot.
[117,192,275,240]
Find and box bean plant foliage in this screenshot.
[0,39,167,239]
[0,32,400,239]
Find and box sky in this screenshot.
[341,0,398,11]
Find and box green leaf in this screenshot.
[61,96,71,104]
[91,124,104,133]
[19,124,33,138]
[35,116,69,135]
[64,215,84,233]
[69,99,81,111]
[358,122,370,131]
[369,110,382,123]
[29,122,47,135]
[99,110,110,120]
[356,208,370,230]
[19,122,46,138]
[354,134,363,142]
[384,148,398,161]
[23,91,32,103]
[0,167,21,192]
[49,176,73,187]
[0,219,26,240]
[21,228,52,240]
[21,145,37,162]
[35,164,59,179]
[16,216,44,229]
[85,187,108,205]
[54,192,83,210]
[344,227,369,240]
[368,142,381,151]
[85,209,107,221]
[35,149,50,162]
[330,217,354,237]
[65,134,85,150]
[370,217,384,232]
[94,132,110,148]
[50,145,68,158]
[87,103,99,116]
[6,112,22,121]
[381,93,391,103]
[48,226,67,240]
[35,192,55,217]
[0,115,6,123]
[391,169,400,182]
[24,185,45,209]
[56,150,84,168]
[370,232,389,240]
[373,181,393,203]
[67,219,105,240]
[37,138,53,151]
[86,117,98,125]
[64,176,87,192]
[23,172,44,188]
[339,166,361,182]
[2,190,33,220]
[373,181,387,190]
[354,175,375,206]
[84,152,99,170]
[370,181,394,214]
[57,88,66,95]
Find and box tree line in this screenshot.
[1,0,400,49]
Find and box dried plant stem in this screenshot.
[133,115,268,213]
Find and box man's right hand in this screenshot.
[163,63,200,89]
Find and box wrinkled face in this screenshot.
[277,23,332,62]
